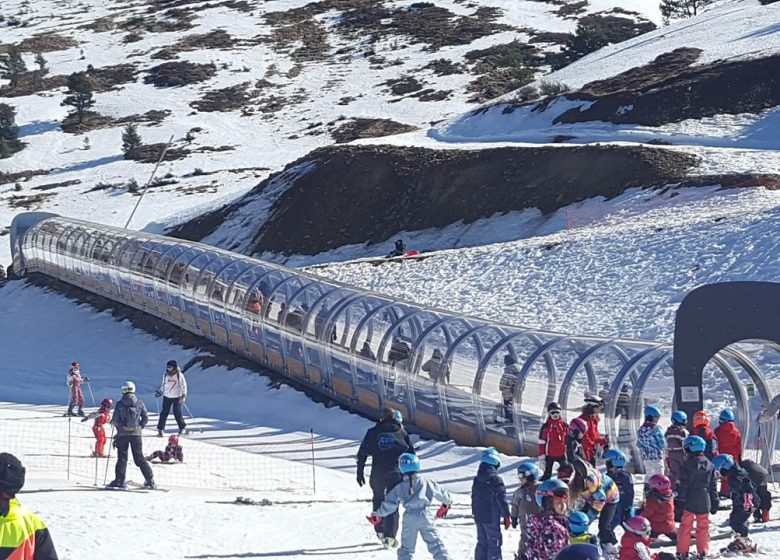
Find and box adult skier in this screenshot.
[538,401,567,480]
[357,407,415,548]
[107,381,156,490]
[155,360,188,436]
[471,447,511,560]
[81,397,113,457]
[498,355,522,422]
[577,401,608,466]
[65,361,87,417]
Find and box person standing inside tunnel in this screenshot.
[357,407,416,549]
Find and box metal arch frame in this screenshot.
[406,315,472,376]
[513,334,569,421]
[347,299,398,352]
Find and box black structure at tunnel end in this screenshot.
[673,281,780,427]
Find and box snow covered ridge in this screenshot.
[0,0,658,265]
[432,0,780,146]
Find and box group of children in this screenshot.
[366,400,773,560]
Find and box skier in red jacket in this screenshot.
[538,401,567,480]
[578,400,608,466]
[692,410,718,460]
[640,474,676,542]
[82,398,113,457]
[714,409,742,495]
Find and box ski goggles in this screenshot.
[539,487,570,500]
[549,410,561,417]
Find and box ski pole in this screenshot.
[103,424,115,486]
[84,380,96,407]
[183,402,195,420]
[155,395,160,416]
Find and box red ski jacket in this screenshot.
[93,409,110,428]
[579,414,607,461]
[618,532,658,560]
[538,417,567,457]
[642,491,675,534]
[714,421,742,462]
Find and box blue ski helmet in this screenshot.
[672,410,687,425]
[554,543,604,560]
[644,405,661,419]
[481,447,501,467]
[392,409,403,424]
[712,454,735,473]
[516,460,542,483]
[567,511,590,536]
[719,409,735,423]
[603,448,627,468]
[683,435,706,454]
[399,453,420,474]
[535,478,570,508]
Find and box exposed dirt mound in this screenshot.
[60,109,170,134]
[0,71,68,97]
[152,29,235,59]
[144,61,217,87]
[87,63,140,92]
[125,143,189,163]
[15,33,79,53]
[555,50,780,126]
[330,118,416,143]
[170,144,700,255]
[190,83,257,112]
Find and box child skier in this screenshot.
[712,454,758,554]
[566,418,589,466]
[511,461,543,560]
[664,410,688,522]
[619,515,676,560]
[146,434,184,463]
[691,410,717,460]
[636,405,666,476]
[471,447,511,560]
[740,458,772,523]
[570,457,621,555]
[526,478,570,560]
[639,474,676,542]
[81,397,112,457]
[676,435,719,560]
[567,511,598,545]
[370,453,452,560]
[539,401,567,480]
[714,409,742,496]
[604,449,634,531]
[66,361,87,417]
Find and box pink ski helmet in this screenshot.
[623,515,652,538]
[569,417,588,434]
[648,473,672,494]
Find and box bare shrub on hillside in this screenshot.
[144,61,217,87]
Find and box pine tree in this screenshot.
[0,46,28,88]
[122,123,142,155]
[0,103,19,158]
[61,72,95,123]
[34,52,47,71]
[659,0,715,24]
[558,23,610,68]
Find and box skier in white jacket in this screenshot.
[155,360,187,436]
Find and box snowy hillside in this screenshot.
[0,0,659,265]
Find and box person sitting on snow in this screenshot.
[386,239,406,258]
[146,434,184,463]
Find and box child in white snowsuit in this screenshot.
[371,453,452,560]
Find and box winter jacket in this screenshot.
[637,421,665,461]
[539,417,567,457]
[111,393,149,437]
[578,461,620,513]
[642,489,675,534]
[161,443,184,462]
[677,454,718,514]
[159,369,187,399]
[0,498,58,560]
[356,419,415,479]
[714,421,742,462]
[511,482,542,555]
[692,425,718,460]
[618,532,655,560]
[376,474,451,518]
[66,369,82,387]
[421,350,450,385]
[580,414,607,462]
[610,468,634,517]
[664,424,688,485]
[526,511,568,560]
[740,459,769,487]
[86,408,110,428]
[726,465,758,515]
[566,435,587,466]
[471,463,510,523]
[499,364,521,402]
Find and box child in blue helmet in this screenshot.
[712,454,758,554]
[471,447,510,560]
[567,511,598,545]
[676,435,719,559]
[526,478,570,560]
[665,410,688,522]
[511,460,543,559]
[604,449,634,531]
[370,453,452,559]
[637,405,666,477]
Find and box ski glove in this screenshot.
[511,516,518,528]
[367,513,383,526]
[82,377,90,382]
[155,390,162,398]
[435,504,449,518]
[503,515,511,530]
[356,471,365,487]
[710,504,719,515]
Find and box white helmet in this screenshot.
[121,381,136,394]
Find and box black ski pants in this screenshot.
[114,435,153,484]
[585,501,617,545]
[370,470,403,539]
[157,397,186,431]
[729,509,751,537]
[541,456,566,481]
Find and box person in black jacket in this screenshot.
[356,407,415,548]
[740,458,772,523]
[471,447,510,560]
[676,436,719,559]
[713,454,758,553]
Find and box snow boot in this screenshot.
[77,407,85,417]
[381,537,398,550]
[65,406,75,417]
[143,479,157,490]
[722,536,757,555]
[761,509,770,523]
[157,430,163,437]
[90,451,106,458]
[106,480,126,489]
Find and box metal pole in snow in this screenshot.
[124,134,175,229]
[84,380,96,407]
[67,417,71,481]
[310,428,316,495]
[103,424,115,486]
